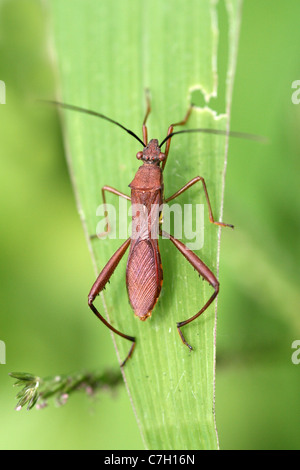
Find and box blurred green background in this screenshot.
[0,0,299,449]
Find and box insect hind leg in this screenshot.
[161,230,219,351]
[88,237,135,367]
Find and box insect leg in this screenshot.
[165,176,234,229]
[142,89,151,146]
[88,237,135,367]
[91,186,131,239]
[161,230,219,351]
[162,105,193,171]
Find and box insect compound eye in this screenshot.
[136,151,143,160]
[158,152,166,162]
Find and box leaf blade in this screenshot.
[48,0,242,450]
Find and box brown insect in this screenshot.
[47,94,261,367]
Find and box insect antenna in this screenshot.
[159,128,268,148]
[39,100,145,147]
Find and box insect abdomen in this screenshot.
[126,239,163,320]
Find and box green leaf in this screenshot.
[48,0,242,450]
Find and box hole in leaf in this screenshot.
[190,88,206,108]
